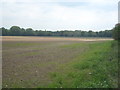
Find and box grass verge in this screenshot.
[48,41,118,88]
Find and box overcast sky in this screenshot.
[1,0,119,31]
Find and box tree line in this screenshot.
[1,26,113,37]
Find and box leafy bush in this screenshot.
[112,23,120,41]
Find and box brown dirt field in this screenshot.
[2,36,113,88]
[2,36,113,41]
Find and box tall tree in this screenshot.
[10,26,21,36]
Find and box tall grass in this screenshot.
[48,41,118,88]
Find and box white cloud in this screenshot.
[1,0,118,31]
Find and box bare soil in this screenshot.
[2,36,113,41]
[2,36,113,88]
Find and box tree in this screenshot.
[20,28,26,36]
[1,26,114,37]
[10,26,21,36]
[26,28,35,36]
[112,23,120,41]
[2,27,9,36]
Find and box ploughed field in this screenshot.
[2,36,118,88]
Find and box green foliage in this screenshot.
[26,28,35,36]
[112,23,120,41]
[1,27,9,36]
[10,26,21,36]
[1,26,113,37]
